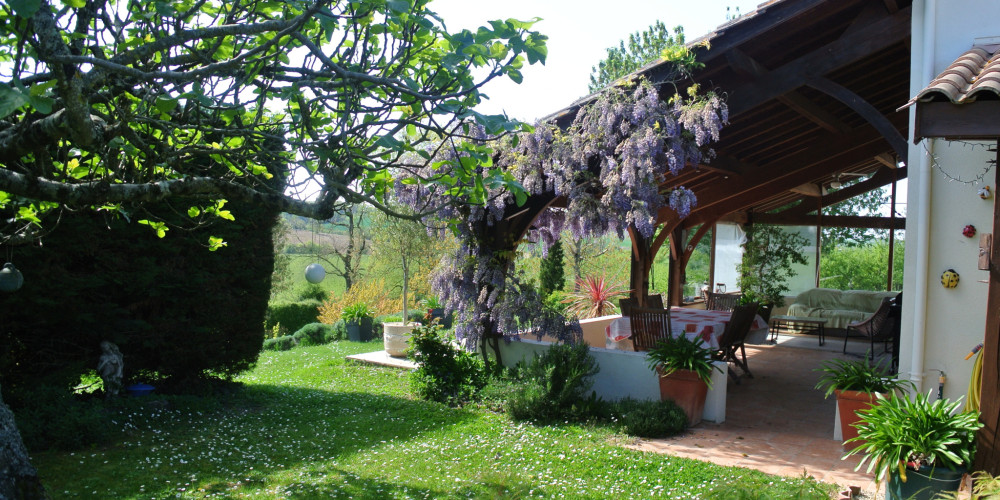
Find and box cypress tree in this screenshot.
[539,239,566,296]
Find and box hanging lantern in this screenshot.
[0,262,23,292]
[304,263,326,284]
[963,225,977,238]
[979,185,992,200]
[940,269,960,289]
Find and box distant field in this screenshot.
[273,254,362,303]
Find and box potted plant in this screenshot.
[815,358,913,446]
[645,334,721,426]
[341,303,375,342]
[846,391,982,500]
[736,224,808,322]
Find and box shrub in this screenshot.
[292,323,335,346]
[327,320,347,342]
[317,278,401,323]
[609,398,687,438]
[409,322,487,406]
[266,300,322,335]
[262,335,297,351]
[539,239,566,295]
[11,385,113,451]
[507,342,601,423]
[297,283,329,301]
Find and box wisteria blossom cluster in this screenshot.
[399,79,727,350]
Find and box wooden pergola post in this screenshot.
[974,141,1000,474]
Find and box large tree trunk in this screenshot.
[0,385,48,499]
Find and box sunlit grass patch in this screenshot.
[33,342,833,499]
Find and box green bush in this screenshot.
[327,320,347,342]
[297,283,329,301]
[262,335,297,351]
[292,323,335,346]
[507,342,601,423]
[609,398,687,438]
[266,300,322,335]
[11,385,113,451]
[409,322,487,406]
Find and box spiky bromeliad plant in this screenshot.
[564,275,628,319]
[845,391,982,486]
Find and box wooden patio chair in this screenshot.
[844,297,894,359]
[630,307,673,352]
[714,302,759,383]
[707,292,742,312]
[618,297,638,317]
[644,294,664,309]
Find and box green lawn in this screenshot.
[32,342,830,499]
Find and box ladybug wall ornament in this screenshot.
[941,269,960,289]
[963,225,977,238]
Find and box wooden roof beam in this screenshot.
[727,6,911,118]
[778,165,908,217]
[675,138,890,229]
[726,49,852,135]
[806,77,908,164]
[658,125,886,221]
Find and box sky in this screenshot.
[429,0,764,122]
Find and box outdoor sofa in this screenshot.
[785,288,899,329]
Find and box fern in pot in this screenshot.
[845,391,982,500]
[645,334,721,426]
[814,358,913,446]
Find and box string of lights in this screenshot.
[923,140,997,185]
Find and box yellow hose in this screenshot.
[966,349,983,412]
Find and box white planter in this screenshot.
[383,322,420,357]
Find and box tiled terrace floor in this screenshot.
[629,337,880,492]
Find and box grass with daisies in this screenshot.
[32,342,832,499]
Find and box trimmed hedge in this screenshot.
[0,197,278,394]
[292,323,337,345]
[263,336,297,351]
[266,300,322,335]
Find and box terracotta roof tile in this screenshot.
[905,45,1000,107]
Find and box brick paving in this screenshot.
[629,340,880,492]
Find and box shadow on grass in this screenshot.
[32,384,481,498]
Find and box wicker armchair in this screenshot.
[844,297,894,358]
[714,303,759,383]
[706,292,742,312]
[629,307,673,351]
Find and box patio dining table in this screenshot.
[605,307,768,351]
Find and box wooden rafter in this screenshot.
[779,166,908,217]
[806,77,908,163]
[726,49,852,134]
[726,6,911,118]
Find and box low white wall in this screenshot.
[499,338,726,423]
[578,314,618,347]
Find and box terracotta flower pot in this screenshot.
[657,368,709,426]
[835,389,882,446]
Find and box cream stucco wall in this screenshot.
[900,0,999,401]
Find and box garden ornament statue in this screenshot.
[97,341,124,399]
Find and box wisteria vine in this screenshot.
[396,79,728,353]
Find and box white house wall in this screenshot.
[900,0,999,401]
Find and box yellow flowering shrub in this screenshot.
[318,278,401,323]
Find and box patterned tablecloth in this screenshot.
[605,307,768,350]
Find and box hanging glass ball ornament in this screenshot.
[304,263,326,284]
[0,262,23,292]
